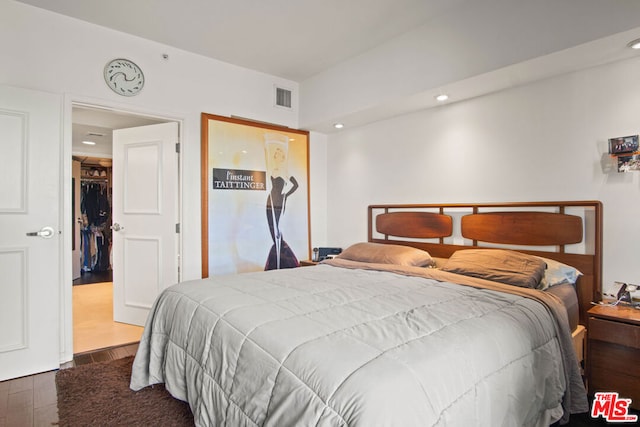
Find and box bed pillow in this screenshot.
[336,242,436,267]
[441,249,546,289]
[535,257,582,290]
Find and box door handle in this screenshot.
[26,226,55,239]
[111,223,124,232]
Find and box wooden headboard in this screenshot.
[368,201,603,325]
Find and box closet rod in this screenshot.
[80,178,109,183]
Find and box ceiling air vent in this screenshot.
[275,86,292,109]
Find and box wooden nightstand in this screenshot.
[299,260,318,267]
[587,304,640,409]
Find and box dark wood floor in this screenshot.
[0,342,138,427]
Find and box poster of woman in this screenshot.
[201,113,310,276]
[264,133,300,269]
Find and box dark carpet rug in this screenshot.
[56,356,194,426]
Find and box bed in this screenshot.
[131,201,601,426]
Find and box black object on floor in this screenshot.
[73,269,113,285]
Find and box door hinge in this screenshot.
[175,223,180,233]
[175,142,180,153]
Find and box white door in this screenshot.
[72,159,81,279]
[0,85,61,381]
[112,122,179,326]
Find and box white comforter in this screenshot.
[130,262,587,426]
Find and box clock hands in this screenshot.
[108,71,142,94]
[108,71,141,83]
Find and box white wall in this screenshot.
[326,56,640,290]
[308,131,328,248]
[1,1,328,281]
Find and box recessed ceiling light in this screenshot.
[435,94,449,102]
[334,123,344,129]
[82,140,96,145]
[628,38,640,49]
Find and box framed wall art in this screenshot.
[201,113,310,277]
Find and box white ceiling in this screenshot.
[14,0,640,136]
[14,0,466,82]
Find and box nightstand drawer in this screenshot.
[590,367,640,410]
[589,317,640,349]
[590,341,640,377]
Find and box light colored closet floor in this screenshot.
[73,282,144,354]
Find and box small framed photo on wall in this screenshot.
[608,135,639,155]
[617,154,640,172]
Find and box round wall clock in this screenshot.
[103,58,145,96]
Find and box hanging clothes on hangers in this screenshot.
[79,179,112,273]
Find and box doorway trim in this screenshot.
[61,94,184,363]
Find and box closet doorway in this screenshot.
[71,105,174,354]
[73,156,112,285]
